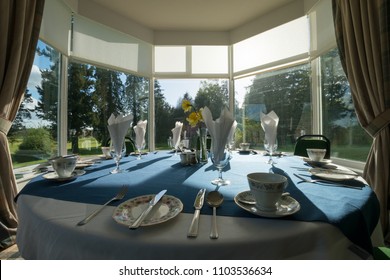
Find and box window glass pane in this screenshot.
[192,46,228,74]
[235,64,311,152]
[155,46,186,72]
[9,40,60,168]
[321,49,371,161]
[68,61,149,155]
[233,16,309,73]
[154,79,229,149]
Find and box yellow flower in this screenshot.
[187,111,202,127]
[182,99,192,112]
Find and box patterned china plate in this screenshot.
[236,191,256,204]
[234,192,300,218]
[113,194,183,227]
[42,170,86,182]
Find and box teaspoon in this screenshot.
[206,191,224,239]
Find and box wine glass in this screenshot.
[264,138,278,164]
[110,141,126,173]
[210,148,231,186]
[135,141,145,160]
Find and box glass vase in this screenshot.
[197,127,208,163]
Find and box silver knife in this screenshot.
[129,189,167,229]
[187,188,206,237]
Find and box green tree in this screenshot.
[8,89,34,143]
[154,80,174,146]
[243,64,311,147]
[90,67,125,145]
[194,80,229,118]
[67,63,95,153]
[35,45,60,140]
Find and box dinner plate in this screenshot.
[234,194,300,218]
[113,194,183,227]
[309,168,358,181]
[42,170,86,182]
[75,161,94,169]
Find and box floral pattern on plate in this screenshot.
[113,195,183,227]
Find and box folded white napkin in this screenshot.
[171,122,183,149]
[202,107,235,163]
[133,120,147,149]
[107,113,133,154]
[260,111,279,146]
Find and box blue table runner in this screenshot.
[17,151,380,254]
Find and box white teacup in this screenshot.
[101,146,111,158]
[247,172,287,212]
[306,148,326,162]
[50,155,78,178]
[240,142,250,151]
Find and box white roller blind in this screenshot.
[233,16,309,74]
[308,0,337,59]
[154,46,186,73]
[192,46,228,74]
[39,0,71,55]
[72,15,152,76]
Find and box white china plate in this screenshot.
[234,193,300,218]
[309,168,357,181]
[113,194,183,227]
[42,170,86,182]
[130,152,148,156]
[303,157,332,166]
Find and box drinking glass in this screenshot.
[135,141,145,160]
[264,138,278,164]
[210,148,231,186]
[110,141,126,173]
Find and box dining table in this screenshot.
[15,150,384,260]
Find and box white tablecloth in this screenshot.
[16,195,383,260]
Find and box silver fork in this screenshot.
[293,173,362,189]
[77,185,128,226]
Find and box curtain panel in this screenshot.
[0,0,44,249]
[332,0,390,243]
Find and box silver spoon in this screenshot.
[206,191,224,239]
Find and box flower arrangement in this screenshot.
[181,99,208,162]
[181,99,203,127]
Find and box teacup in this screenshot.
[49,155,78,178]
[240,142,250,151]
[247,172,287,212]
[101,146,111,158]
[306,148,326,162]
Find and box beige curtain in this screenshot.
[332,0,390,243]
[0,0,44,249]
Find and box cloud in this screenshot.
[27,64,41,90]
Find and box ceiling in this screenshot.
[88,0,297,32]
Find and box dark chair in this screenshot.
[293,134,331,159]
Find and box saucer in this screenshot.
[43,170,86,182]
[303,157,332,167]
[236,191,256,204]
[237,149,251,155]
[234,193,300,218]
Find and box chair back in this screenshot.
[293,134,331,159]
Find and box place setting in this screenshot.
[43,154,86,182]
[234,172,300,218]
